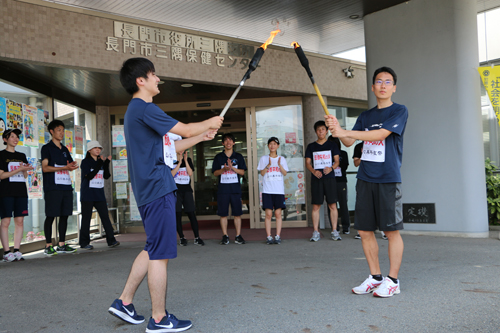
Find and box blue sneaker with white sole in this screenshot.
[108,299,145,324]
[146,312,192,332]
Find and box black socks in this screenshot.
[372,274,383,281]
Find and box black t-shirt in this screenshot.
[41,140,74,192]
[211,151,247,194]
[336,150,349,183]
[80,157,111,202]
[0,150,28,198]
[305,140,340,179]
[173,157,195,193]
[353,142,363,159]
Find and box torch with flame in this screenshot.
[291,42,329,115]
[219,29,281,117]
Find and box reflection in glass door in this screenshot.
[249,105,307,228]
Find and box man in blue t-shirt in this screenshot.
[305,121,340,242]
[326,66,408,298]
[107,58,222,332]
[211,133,247,245]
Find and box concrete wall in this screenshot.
[364,0,488,236]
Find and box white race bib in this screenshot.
[312,150,332,169]
[265,166,283,182]
[89,169,104,188]
[8,162,25,182]
[54,164,71,185]
[334,167,342,177]
[361,140,386,163]
[220,165,238,184]
[174,167,190,185]
[163,134,175,168]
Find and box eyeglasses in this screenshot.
[374,80,394,86]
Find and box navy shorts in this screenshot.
[0,197,28,219]
[311,177,337,205]
[139,192,177,260]
[217,193,242,217]
[45,190,73,217]
[262,193,286,211]
[354,179,404,232]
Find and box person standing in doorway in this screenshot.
[172,150,204,246]
[212,133,247,245]
[326,66,408,298]
[257,137,289,245]
[79,140,120,250]
[305,121,341,242]
[107,57,221,332]
[0,129,33,262]
[41,120,78,256]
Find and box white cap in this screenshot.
[87,140,103,151]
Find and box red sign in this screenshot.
[285,132,296,143]
[298,183,304,189]
[297,173,303,179]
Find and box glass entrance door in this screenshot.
[247,104,308,229]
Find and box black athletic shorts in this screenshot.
[311,177,337,205]
[354,179,403,232]
[176,190,196,213]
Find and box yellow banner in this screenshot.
[478,65,500,127]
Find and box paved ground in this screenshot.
[1,231,499,333]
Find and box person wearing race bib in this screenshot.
[171,150,204,246]
[0,129,33,262]
[305,121,341,242]
[328,136,350,235]
[41,120,79,256]
[107,57,222,332]
[212,133,247,245]
[79,141,119,250]
[325,66,408,298]
[257,137,289,245]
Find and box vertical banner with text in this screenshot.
[479,65,500,127]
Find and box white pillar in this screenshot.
[364,0,488,236]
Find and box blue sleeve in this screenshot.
[381,105,408,136]
[143,104,179,137]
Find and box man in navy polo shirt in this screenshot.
[107,57,222,332]
[41,119,79,256]
[212,133,247,245]
[326,66,408,298]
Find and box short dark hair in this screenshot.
[328,135,341,149]
[314,120,327,131]
[222,133,235,143]
[372,66,397,85]
[120,57,156,95]
[48,119,65,134]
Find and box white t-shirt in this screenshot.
[257,155,289,194]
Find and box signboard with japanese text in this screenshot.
[65,130,73,153]
[6,100,23,145]
[113,160,128,182]
[22,104,38,147]
[116,182,128,199]
[479,66,500,127]
[75,125,84,154]
[112,125,126,147]
[403,203,436,224]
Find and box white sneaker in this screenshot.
[14,251,24,261]
[352,275,384,294]
[3,252,16,262]
[331,230,342,241]
[373,277,400,297]
[381,231,388,240]
[310,231,320,242]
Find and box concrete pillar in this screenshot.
[302,95,329,228]
[364,0,488,236]
[96,106,113,206]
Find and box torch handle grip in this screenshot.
[313,83,330,115]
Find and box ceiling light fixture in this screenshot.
[181,83,193,88]
[349,14,360,19]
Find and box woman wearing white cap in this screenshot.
[79,140,119,250]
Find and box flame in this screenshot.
[260,29,281,50]
[291,41,300,48]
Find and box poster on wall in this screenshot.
[74,158,82,192]
[112,125,126,147]
[119,148,127,159]
[37,109,45,144]
[129,183,141,221]
[64,130,73,153]
[116,182,127,199]
[43,110,50,143]
[22,104,38,147]
[0,97,7,137]
[27,157,43,199]
[112,160,128,182]
[74,125,84,154]
[6,100,23,145]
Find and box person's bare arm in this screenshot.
[171,158,182,177]
[353,157,361,167]
[42,159,78,173]
[0,164,33,180]
[175,130,217,152]
[325,114,391,147]
[306,157,322,179]
[170,117,223,138]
